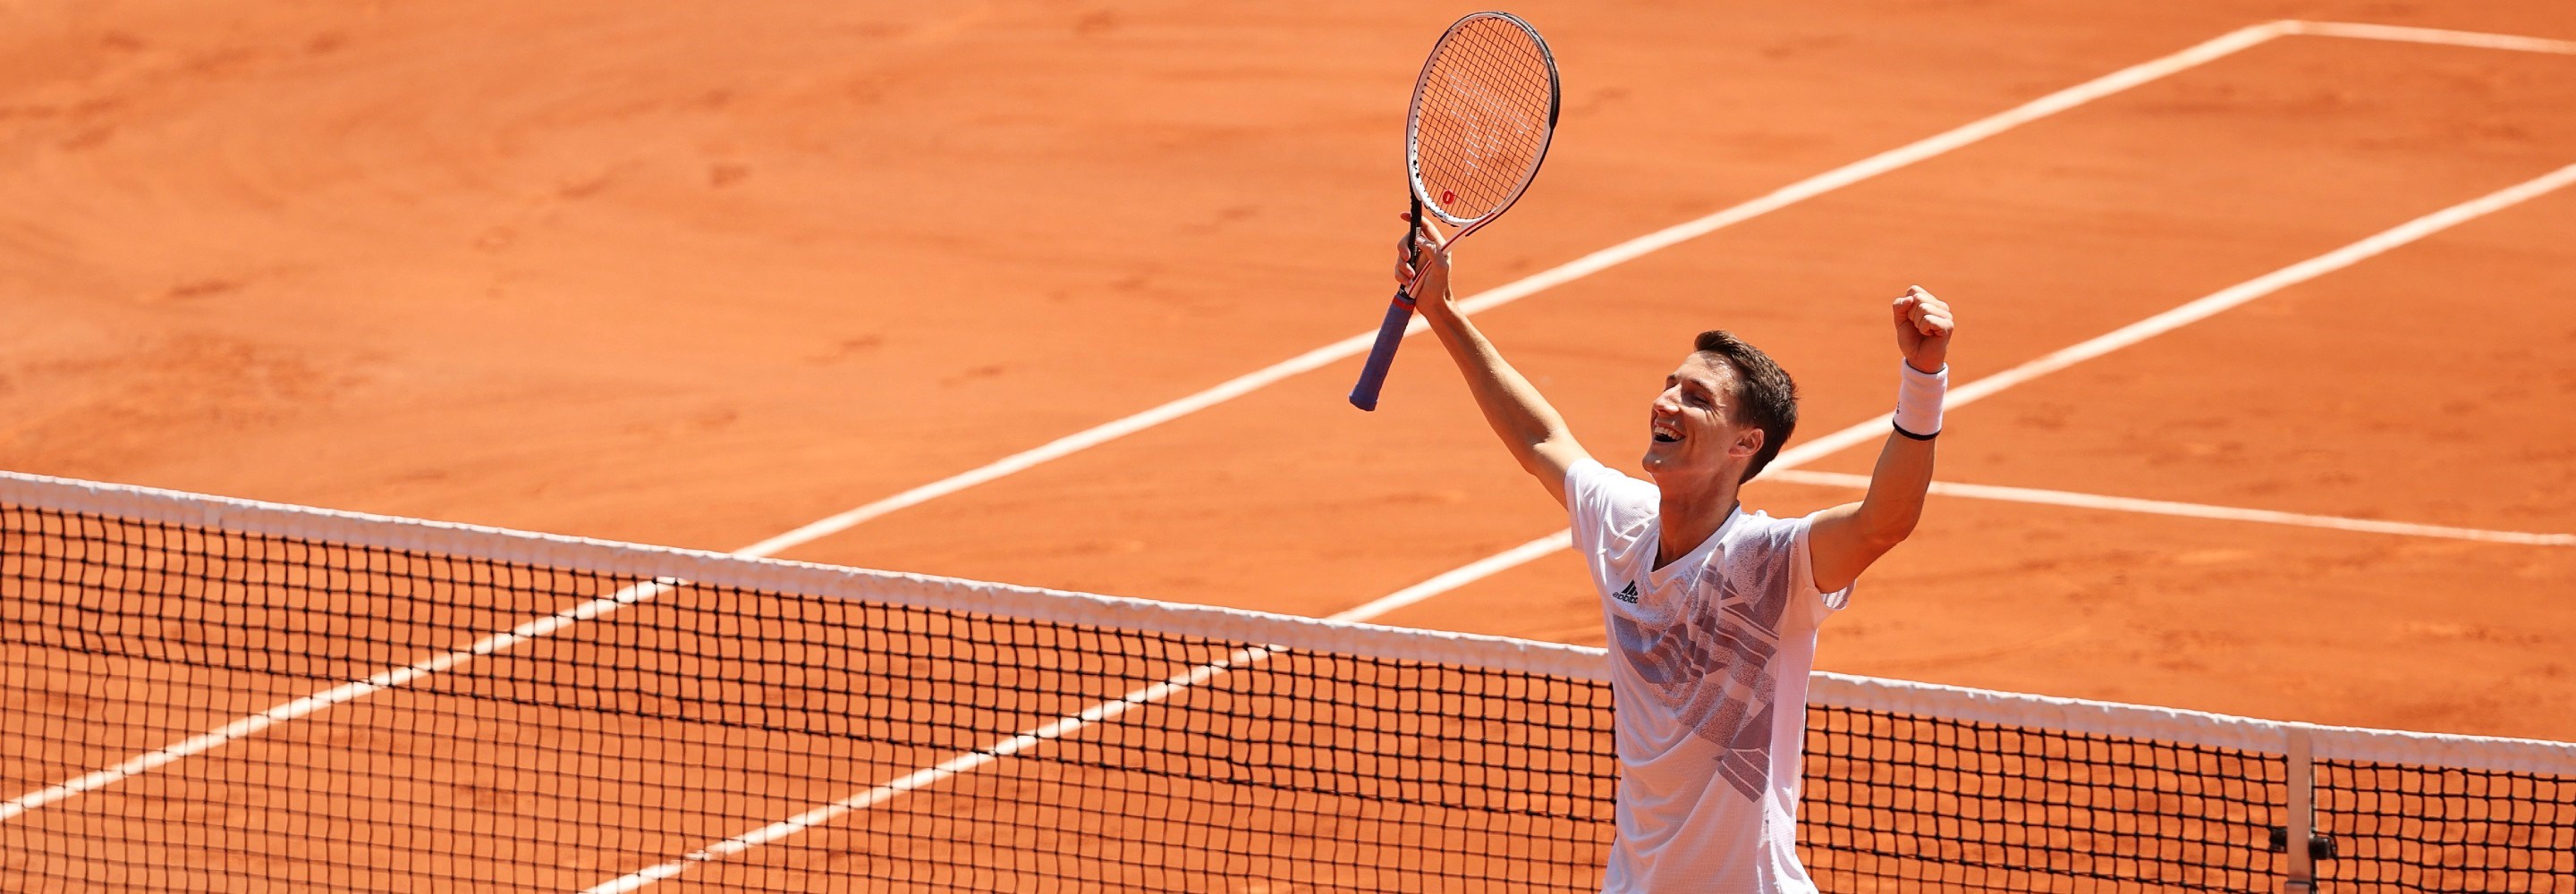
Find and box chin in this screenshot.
[1642,450,1722,487]
[1640,446,1680,475]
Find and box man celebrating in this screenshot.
[1394,215,1953,892]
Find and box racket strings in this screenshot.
[1413,17,1555,224]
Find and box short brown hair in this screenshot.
[1693,331,1798,483]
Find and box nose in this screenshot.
[1652,386,1681,416]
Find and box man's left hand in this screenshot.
[1894,285,1953,374]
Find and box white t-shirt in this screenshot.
[1564,459,1852,894]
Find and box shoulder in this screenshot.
[1727,509,1850,611]
[1718,508,1823,570]
[1724,509,1809,548]
[1563,458,1657,513]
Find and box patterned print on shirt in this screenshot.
[1607,539,1794,803]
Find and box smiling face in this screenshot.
[1642,352,1766,491]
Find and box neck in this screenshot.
[1653,477,1741,569]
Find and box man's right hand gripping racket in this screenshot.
[1347,11,1562,411]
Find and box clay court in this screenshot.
[4,0,2574,889]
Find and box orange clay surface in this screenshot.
[4,0,2573,822]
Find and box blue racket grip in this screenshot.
[1347,289,1417,411]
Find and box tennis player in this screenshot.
[1394,215,1952,892]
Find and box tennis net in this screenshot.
[2,470,2570,891]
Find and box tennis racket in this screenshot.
[1348,11,1561,411]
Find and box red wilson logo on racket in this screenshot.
[1441,189,1456,204]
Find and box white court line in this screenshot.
[580,644,1276,894]
[578,25,2576,888]
[2286,20,2576,55]
[749,14,2575,601]
[733,19,2299,555]
[0,578,681,824]
[1763,469,2576,546]
[1771,161,2576,472]
[575,565,1556,893]
[0,16,2309,828]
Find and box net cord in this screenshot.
[1809,671,2576,777]
[0,469,1603,679]
[5,468,2572,778]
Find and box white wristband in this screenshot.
[1894,360,1946,438]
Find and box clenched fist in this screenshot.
[1894,285,1953,374]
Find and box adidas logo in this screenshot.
[1612,581,1640,603]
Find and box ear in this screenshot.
[1733,427,1766,459]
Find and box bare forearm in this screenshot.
[1389,214,1587,497]
[1421,299,1584,486]
[1423,300,1572,460]
[1853,432,1934,544]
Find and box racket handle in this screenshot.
[1347,289,1417,411]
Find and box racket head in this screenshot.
[1404,12,1561,230]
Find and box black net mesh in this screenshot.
[1804,705,2285,892]
[1,503,1613,891]
[5,496,2574,891]
[2318,760,2576,892]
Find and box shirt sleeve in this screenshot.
[1787,514,1855,615]
[1562,458,1649,565]
[1561,457,1618,515]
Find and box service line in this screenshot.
[1763,469,2576,546]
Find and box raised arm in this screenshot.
[1808,286,1954,593]
[1399,214,1592,504]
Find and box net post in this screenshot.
[2283,726,2315,893]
